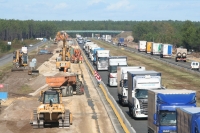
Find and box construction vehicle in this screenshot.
[30,90,72,128]
[12,47,28,71]
[46,73,84,97]
[55,32,71,72]
[70,48,83,63]
[28,58,39,75]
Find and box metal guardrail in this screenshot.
[78,44,136,133]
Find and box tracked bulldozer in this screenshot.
[30,90,72,128]
[12,47,28,71]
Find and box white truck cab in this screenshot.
[117,66,145,106]
[96,50,110,70]
[108,56,127,86]
[127,71,162,118]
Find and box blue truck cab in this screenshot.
[177,107,200,133]
[148,89,196,133]
[92,48,104,64]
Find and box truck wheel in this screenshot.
[118,96,122,104]
[61,86,67,97]
[129,107,133,117]
[184,60,186,62]
[66,87,70,97]
[69,86,73,96]
[76,81,82,95]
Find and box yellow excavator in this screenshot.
[56,32,71,72]
[12,47,28,71]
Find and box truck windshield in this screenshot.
[109,65,127,73]
[135,89,148,99]
[123,80,128,88]
[98,57,108,62]
[159,111,176,126]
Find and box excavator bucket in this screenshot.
[11,68,24,72]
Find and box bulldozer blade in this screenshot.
[31,70,39,75]
[11,68,24,72]
[28,70,39,75]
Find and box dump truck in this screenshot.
[175,47,187,62]
[30,90,72,128]
[12,47,29,71]
[148,89,196,133]
[176,107,200,133]
[46,74,84,97]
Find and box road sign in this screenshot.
[0,84,4,88]
[94,71,101,82]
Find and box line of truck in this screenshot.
[81,38,200,133]
[138,41,187,62]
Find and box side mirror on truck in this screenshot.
[153,113,158,125]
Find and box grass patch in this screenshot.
[19,85,33,94]
[92,39,200,105]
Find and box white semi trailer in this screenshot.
[117,66,145,106]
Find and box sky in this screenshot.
[0,0,200,21]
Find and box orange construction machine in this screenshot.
[70,48,83,63]
[46,73,84,97]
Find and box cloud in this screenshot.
[87,0,104,6]
[106,0,134,11]
[53,3,68,10]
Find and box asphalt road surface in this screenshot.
[79,43,147,133]
[0,41,47,67]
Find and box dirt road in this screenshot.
[0,41,115,133]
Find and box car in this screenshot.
[191,61,199,71]
[29,44,33,47]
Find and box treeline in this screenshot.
[132,20,200,50]
[0,19,200,51]
[0,19,57,41]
